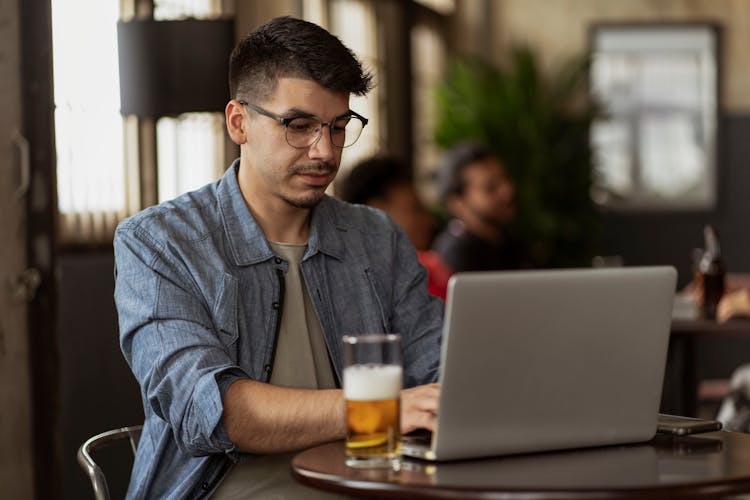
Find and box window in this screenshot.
[52,0,126,243]
[411,15,448,205]
[590,24,719,211]
[153,0,221,20]
[156,114,226,202]
[52,0,227,244]
[53,0,448,244]
[328,0,382,172]
[152,0,227,203]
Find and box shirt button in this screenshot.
[264,364,272,374]
[274,257,282,264]
[272,302,280,309]
[201,482,209,490]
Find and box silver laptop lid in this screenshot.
[431,266,677,461]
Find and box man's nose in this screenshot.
[308,126,336,161]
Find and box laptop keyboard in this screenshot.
[402,428,433,446]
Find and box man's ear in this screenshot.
[225,100,247,145]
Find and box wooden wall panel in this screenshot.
[0,0,35,497]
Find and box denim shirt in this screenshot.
[114,161,444,499]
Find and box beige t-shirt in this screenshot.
[268,241,336,390]
[212,242,343,499]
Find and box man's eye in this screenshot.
[288,118,317,133]
[332,117,351,134]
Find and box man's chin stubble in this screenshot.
[281,189,326,209]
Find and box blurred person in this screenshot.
[337,155,452,299]
[433,141,532,273]
[681,273,750,323]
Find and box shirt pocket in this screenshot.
[212,272,239,353]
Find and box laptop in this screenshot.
[402,266,677,461]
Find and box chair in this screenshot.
[77,425,142,500]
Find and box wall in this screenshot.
[0,0,35,497]
[59,253,143,500]
[494,0,750,111]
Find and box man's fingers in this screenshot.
[405,384,439,412]
[402,408,437,434]
[401,383,440,434]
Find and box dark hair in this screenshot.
[229,16,373,102]
[336,155,413,205]
[436,141,498,202]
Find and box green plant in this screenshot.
[434,46,600,268]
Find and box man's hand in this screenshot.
[401,383,440,434]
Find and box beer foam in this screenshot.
[343,364,402,401]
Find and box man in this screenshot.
[114,17,442,499]
[337,155,452,299]
[432,141,531,272]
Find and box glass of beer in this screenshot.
[342,333,402,469]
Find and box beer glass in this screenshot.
[342,333,402,469]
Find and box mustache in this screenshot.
[290,162,337,175]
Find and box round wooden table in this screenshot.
[291,431,750,499]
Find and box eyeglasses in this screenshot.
[238,101,368,149]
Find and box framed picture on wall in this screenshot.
[589,23,719,211]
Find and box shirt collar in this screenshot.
[217,159,346,266]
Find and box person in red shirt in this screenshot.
[336,155,452,299]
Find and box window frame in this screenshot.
[588,22,721,213]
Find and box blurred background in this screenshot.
[3,0,750,498]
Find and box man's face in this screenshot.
[458,158,516,226]
[239,77,349,209]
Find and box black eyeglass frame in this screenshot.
[237,100,369,149]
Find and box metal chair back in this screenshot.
[77,425,142,500]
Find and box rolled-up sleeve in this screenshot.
[114,223,247,456]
